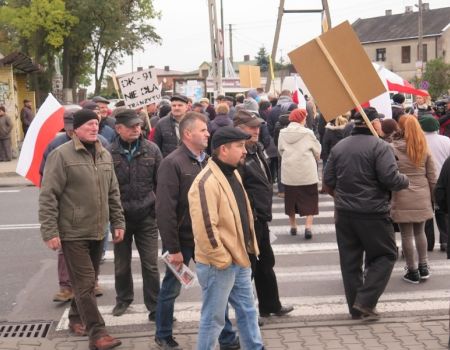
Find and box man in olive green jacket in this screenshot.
[39,109,125,350]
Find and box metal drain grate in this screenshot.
[0,321,51,338]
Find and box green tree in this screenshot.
[422,58,450,99]
[0,0,78,104]
[255,46,269,72]
[63,0,161,94]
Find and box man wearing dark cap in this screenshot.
[155,113,240,349]
[39,109,125,350]
[234,110,293,319]
[324,107,409,321]
[39,107,109,303]
[20,99,35,136]
[189,126,264,350]
[153,94,189,157]
[107,109,162,321]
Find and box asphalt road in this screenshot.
[1,185,449,336]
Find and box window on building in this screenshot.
[376,48,386,62]
[401,46,411,63]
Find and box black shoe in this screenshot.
[258,318,265,327]
[155,336,182,349]
[418,263,431,280]
[402,268,420,284]
[304,229,312,240]
[260,305,294,318]
[290,227,297,236]
[112,302,130,316]
[220,336,240,350]
[440,243,447,252]
[274,305,294,316]
[148,311,156,322]
[353,303,380,321]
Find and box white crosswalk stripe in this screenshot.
[56,289,450,330]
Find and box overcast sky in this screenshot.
[115,0,450,74]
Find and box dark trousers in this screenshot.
[268,157,278,183]
[424,208,448,251]
[156,246,194,339]
[61,240,106,341]
[335,211,397,315]
[114,215,159,312]
[58,249,71,289]
[277,155,284,193]
[0,138,12,161]
[252,220,282,314]
[436,208,448,246]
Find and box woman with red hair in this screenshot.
[278,108,321,238]
[391,115,437,283]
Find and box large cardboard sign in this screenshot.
[239,65,261,88]
[116,68,161,109]
[288,21,386,122]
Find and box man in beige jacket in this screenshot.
[189,126,264,350]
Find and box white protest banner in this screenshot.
[116,68,161,109]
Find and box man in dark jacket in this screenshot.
[155,112,239,349]
[153,94,188,157]
[324,107,409,320]
[0,106,13,161]
[235,110,293,319]
[108,109,162,322]
[20,99,34,136]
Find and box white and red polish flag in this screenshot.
[16,94,64,187]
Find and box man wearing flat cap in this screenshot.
[234,110,293,319]
[93,95,116,130]
[153,94,189,157]
[189,126,264,350]
[324,107,409,321]
[39,109,125,350]
[108,109,162,321]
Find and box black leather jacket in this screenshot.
[324,127,409,214]
[153,113,180,157]
[108,136,162,222]
[238,142,273,222]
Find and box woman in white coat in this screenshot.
[278,108,321,239]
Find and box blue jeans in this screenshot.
[196,262,264,350]
[155,246,237,346]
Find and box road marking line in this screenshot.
[0,224,40,230]
[96,262,450,286]
[103,239,408,260]
[56,289,450,330]
[0,190,20,193]
[272,211,334,219]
